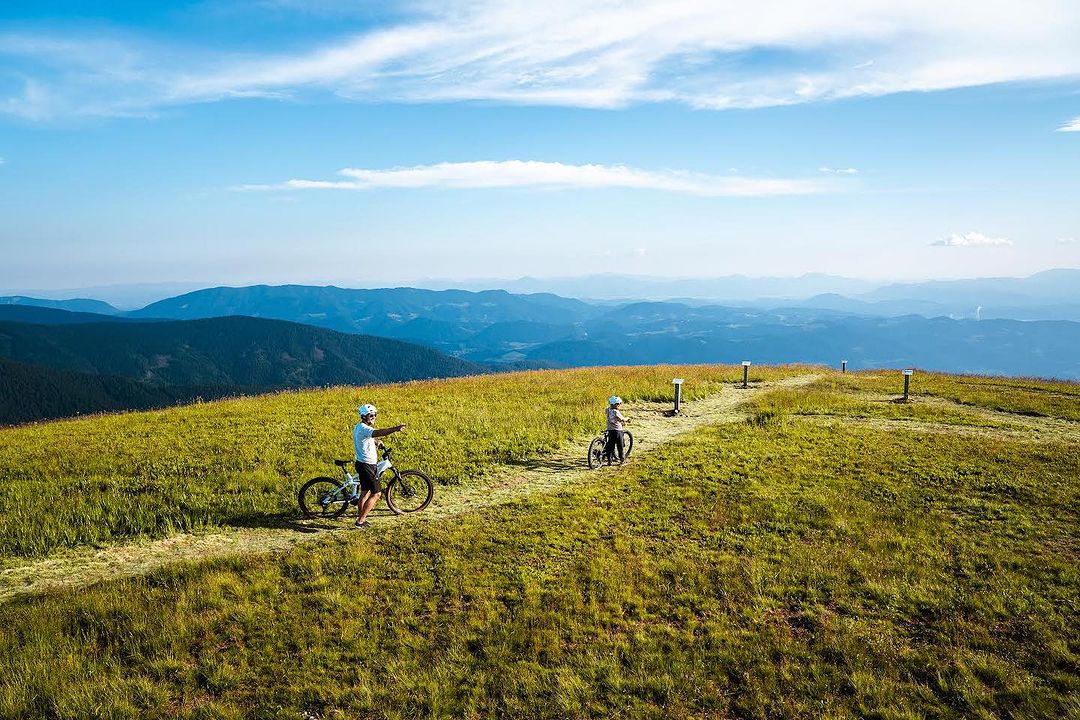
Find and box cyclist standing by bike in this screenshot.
[605,395,629,465]
[353,403,405,529]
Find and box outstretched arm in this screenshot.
[372,424,405,438]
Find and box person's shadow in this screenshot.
[224,498,406,533]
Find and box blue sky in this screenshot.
[1,0,1078,291]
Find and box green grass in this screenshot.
[2,409,1077,718]
[839,371,1080,421]
[0,364,813,560]
[747,377,1027,429]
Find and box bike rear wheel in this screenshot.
[587,436,605,469]
[298,477,350,519]
[385,469,434,514]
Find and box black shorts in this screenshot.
[354,461,381,494]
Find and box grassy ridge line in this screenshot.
[0,375,816,603]
[1,364,819,559]
[1,397,1077,717]
[842,370,1080,421]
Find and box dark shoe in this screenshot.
[352,519,370,530]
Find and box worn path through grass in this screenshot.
[0,375,816,603]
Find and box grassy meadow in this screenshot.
[0,365,1077,718]
[0,364,808,560]
[840,370,1080,421]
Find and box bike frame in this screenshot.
[321,455,398,510]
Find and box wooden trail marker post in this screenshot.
[742,361,751,389]
[672,378,684,414]
[902,368,914,402]
[841,360,847,373]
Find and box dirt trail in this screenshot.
[0,376,816,603]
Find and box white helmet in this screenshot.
[358,403,377,418]
[608,396,622,405]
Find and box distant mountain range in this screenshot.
[3,272,1080,424]
[0,282,207,310]
[413,269,1080,318]
[131,285,602,337]
[518,302,1080,379]
[96,282,1080,378]
[414,272,882,302]
[0,295,120,315]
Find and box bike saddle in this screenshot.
[333,459,352,467]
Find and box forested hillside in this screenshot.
[0,316,484,422]
[0,358,247,425]
[0,305,133,325]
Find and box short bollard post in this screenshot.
[841,360,847,373]
[902,369,913,402]
[742,360,751,389]
[672,378,684,414]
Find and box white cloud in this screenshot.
[1057,116,1080,132]
[239,160,841,197]
[818,166,858,175]
[4,1,1080,118]
[1057,237,1078,245]
[931,231,1013,248]
[0,157,5,165]
[633,247,647,257]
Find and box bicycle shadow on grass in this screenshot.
[222,512,341,534]
[507,453,595,476]
[222,506,399,533]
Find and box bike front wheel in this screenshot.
[587,436,605,469]
[298,477,350,519]
[622,430,634,458]
[385,469,434,514]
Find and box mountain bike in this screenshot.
[587,429,634,469]
[298,447,434,518]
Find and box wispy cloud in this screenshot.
[931,231,1013,248]
[238,160,840,197]
[1057,116,1080,132]
[818,167,858,175]
[1057,237,1078,245]
[4,1,1080,119]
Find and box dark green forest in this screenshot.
[0,316,483,423]
[0,358,247,425]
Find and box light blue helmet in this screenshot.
[358,403,377,418]
[608,396,622,405]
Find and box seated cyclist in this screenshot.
[352,403,405,529]
[605,395,629,466]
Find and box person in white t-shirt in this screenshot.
[604,395,629,465]
[352,403,405,529]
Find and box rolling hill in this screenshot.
[523,302,1080,378]
[0,365,1076,718]
[0,315,484,422]
[121,284,1080,377]
[0,357,250,425]
[0,295,120,315]
[0,304,134,325]
[131,284,600,336]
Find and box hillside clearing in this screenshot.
[0,374,813,603]
[1,370,1076,719]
